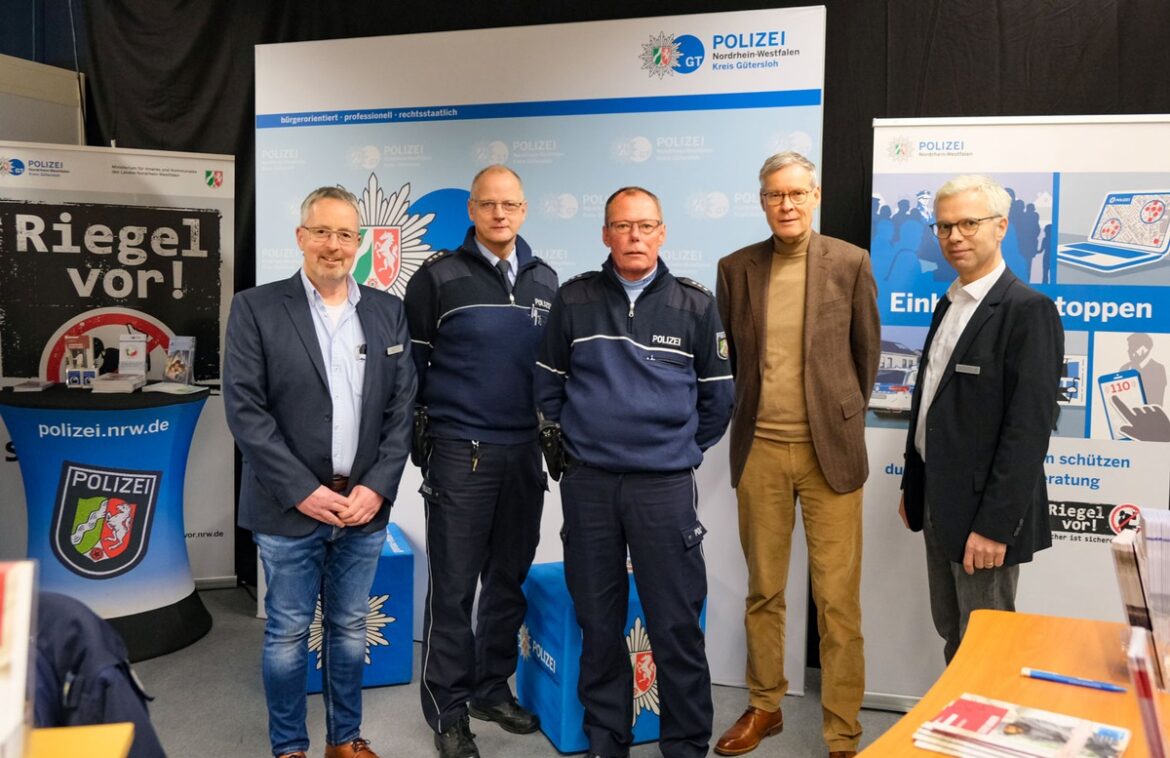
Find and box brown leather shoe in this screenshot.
[828,752,857,758]
[714,706,783,755]
[324,737,380,758]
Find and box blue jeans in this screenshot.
[255,523,384,756]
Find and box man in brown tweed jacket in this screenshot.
[714,151,880,758]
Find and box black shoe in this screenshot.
[434,714,479,758]
[468,696,541,734]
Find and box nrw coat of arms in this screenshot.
[351,174,435,299]
[52,462,160,578]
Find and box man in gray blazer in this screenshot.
[899,175,1063,664]
[224,186,415,758]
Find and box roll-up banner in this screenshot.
[0,142,237,588]
[864,116,1170,708]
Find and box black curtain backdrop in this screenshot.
[64,0,1170,293]
[5,0,1170,582]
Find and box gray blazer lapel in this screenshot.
[356,292,383,403]
[282,273,329,390]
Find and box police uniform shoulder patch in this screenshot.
[420,250,450,267]
[677,276,713,298]
[563,270,598,286]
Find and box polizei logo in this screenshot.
[640,32,705,78]
[0,156,25,176]
[652,334,682,347]
[52,462,160,578]
[348,173,435,299]
[517,623,558,681]
[627,617,660,721]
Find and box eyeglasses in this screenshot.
[930,215,1001,238]
[471,200,526,214]
[607,219,662,235]
[301,226,360,246]
[760,190,812,207]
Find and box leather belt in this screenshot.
[328,475,349,493]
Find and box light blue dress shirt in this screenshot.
[300,269,366,477]
[475,238,516,287]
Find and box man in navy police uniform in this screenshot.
[404,165,559,758]
[536,186,734,758]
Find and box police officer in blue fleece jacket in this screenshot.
[535,186,734,758]
[405,165,558,758]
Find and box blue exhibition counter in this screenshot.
[0,386,211,660]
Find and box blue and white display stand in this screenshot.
[516,561,705,753]
[0,386,210,661]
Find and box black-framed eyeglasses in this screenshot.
[760,189,812,207]
[301,226,360,246]
[471,200,526,214]
[930,215,1001,238]
[607,219,662,235]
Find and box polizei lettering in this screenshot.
[712,31,786,49]
[652,334,682,347]
[68,467,154,495]
[531,638,556,673]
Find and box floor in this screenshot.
[133,588,904,757]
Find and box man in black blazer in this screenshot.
[898,175,1063,663]
[224,187,415,758]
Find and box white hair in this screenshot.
[934,175,1011,218]
[758,151,818,188]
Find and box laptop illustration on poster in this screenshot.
[1058,191,1170,273]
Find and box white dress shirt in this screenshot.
[914,261,1006,460]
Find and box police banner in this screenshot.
[862,116,1170,708]
[255,7,827,689]
[0,141,236,587]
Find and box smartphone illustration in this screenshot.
[1099,369,1147,440]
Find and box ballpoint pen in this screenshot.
[1021,667,1127,693]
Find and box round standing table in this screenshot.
[0,386,212,660]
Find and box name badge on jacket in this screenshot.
[955,363,981,375]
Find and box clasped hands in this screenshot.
[295,484,383,527]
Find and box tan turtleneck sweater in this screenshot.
[754,231,810,442]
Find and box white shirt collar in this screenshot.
[300,268,361,307]
[947,260,1006,304]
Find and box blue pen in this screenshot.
[1020,667,1126,693]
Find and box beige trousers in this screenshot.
[736,438,864,752]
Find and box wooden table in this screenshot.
[28,722,134,757]
[861,610,1169,756]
